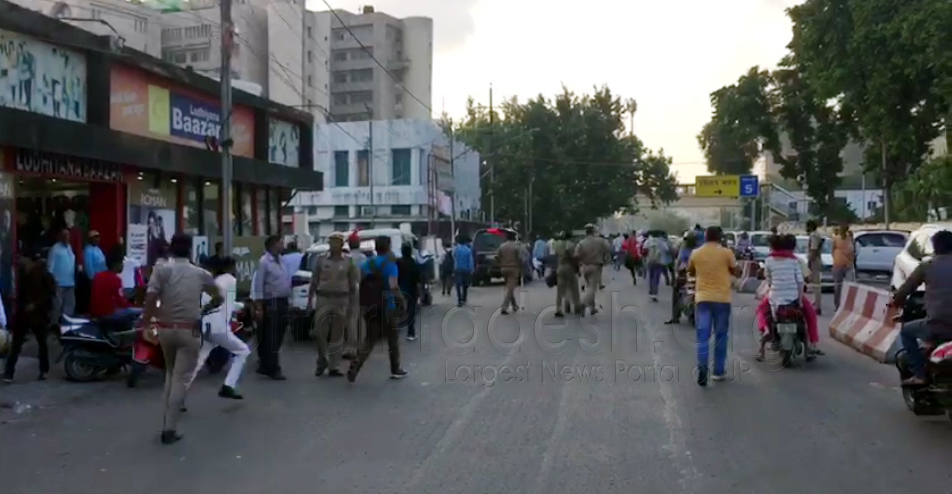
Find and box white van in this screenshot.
[288,228,419,339]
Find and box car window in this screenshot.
[751,234,770,247]
[473,231,505,252]
[856,233,907,248]
[882,233,908,248]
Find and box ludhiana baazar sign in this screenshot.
[108,65,255,157]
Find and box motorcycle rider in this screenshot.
[890,230,952,386]
[735,231,751,257]
[665,232,698,325]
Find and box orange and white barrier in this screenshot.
[828,282,901,363]
[735,261,762,293]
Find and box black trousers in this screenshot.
[4,324,50,378]
[398,296,418,338]
[670,279,686,322]
[357,314,401,375]
[257,297,289,375]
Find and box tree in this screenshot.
[789,0,952,220]
[456,86,678,234]
[894,155,952,221]
[645,211,689,236]
[697,67,775,175]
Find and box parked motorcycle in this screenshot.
[768,303,812,366]
[893,292,952,418]
[58,310,142,383]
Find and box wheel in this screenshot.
[127,361,146,388]
[64,350,105,382]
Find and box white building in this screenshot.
[290,119,480,240]
[314,6,432,122]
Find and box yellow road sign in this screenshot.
[695,175,740,197]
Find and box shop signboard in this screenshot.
[109,65,255,157]
[13,149,123,182]
[211,235,267,294]
[0,29,87,122]
[268,118,300,168]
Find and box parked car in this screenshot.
[892,223,952,290]
[794,235,834,291]
[472,227,521,286]
[853,230,908,276]
[749,231,773,261]
[723,231,737,249]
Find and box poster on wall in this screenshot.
[268,118,300,167]
[126,223,148,266]
[0,173,14,300]
[0,29,87,122]
[192,235,208,265]
[109,65,254,157]
[127,180,177,267]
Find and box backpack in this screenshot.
[359,256,392,321]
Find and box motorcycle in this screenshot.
[768,303,811,366]
[58,310,142,382]
[415,249,434,306]
[678,271,696,325]
[893,292,952,418]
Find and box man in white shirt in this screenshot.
[189,257,250,399]
[120,255,141,300]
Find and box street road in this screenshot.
[2,269,951,494]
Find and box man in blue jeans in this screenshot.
[891,230,952,386]
[453,235,475,307]
[687,227,740,386]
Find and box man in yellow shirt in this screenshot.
[688,226,740,386]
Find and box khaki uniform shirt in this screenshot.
[147,257,217,324]
[308,253,358,299]
[575,236,610,266]
[553,240,577,267]
[496,240,522,269]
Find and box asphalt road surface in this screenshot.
[2,269,951,494]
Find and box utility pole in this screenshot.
[488,84,494,226]
[882,139,890,229]
[449,131,456,239]
[369,117,376,228]
[220,0,234,253]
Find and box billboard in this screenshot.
[109,65,255,157]
[0,29,87,122]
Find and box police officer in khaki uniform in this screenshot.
[495,230,523,314]
[308,232,359,377]
[575,224,611,316]
[140,233,222,445]
[553,231,580,317]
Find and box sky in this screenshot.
[314,0,805,182]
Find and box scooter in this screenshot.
[58,310,142,382]
[893,292,952,419]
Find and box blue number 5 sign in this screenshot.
[740,175,759,197]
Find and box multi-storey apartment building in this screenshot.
[315,6,432,122]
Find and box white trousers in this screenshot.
[189,327,250,389]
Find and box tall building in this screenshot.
[315,6,432,122]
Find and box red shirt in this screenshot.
[623,237,641,258]
[89,271,130,317]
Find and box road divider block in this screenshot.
[734,261,761,293]
[828,282,901,363]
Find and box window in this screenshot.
[306,26,312,38]
[357,150,369,186]
[334,205,349,217]
[391,205,411,215]
[203,181,221,237]
[134,18,148,33]
[307,50,313,63]
[333,93,347,105]
[352,68,373,82]
[334,150,349,186]
[333,72,348,84]
[189,48,209,62]
[395,93,403,105]
[351,91,373,104]
[333,51,347,62]
[391,148,411,185]
[856,233,908,249]
[183,180,200,235]
[307,75,313,87]
[334,29,346,40]
[333,222,349,232]
[256,187,267,235]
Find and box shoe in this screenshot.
[342,353,356,361]
[160,430,183,445]
[314,365,326,377]
[2,377,12,384]
[269,373,287,381]
[457,302,464,307]
[501,309,510,315]
[651,297,658,302]
[218,385,244,400]
[328,369,344,378]
[663,319,678,325]
[347,362,360,383]
[554,312,564,318]
[180,406,188,413]
[696,366,708,387]
[390,369,409,379]
[37,373,47,381]
[407,335,417,341]
[902,376,927,386]
[711,374,727,382]
[590,308,599,316]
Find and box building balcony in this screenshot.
[387,58,410,70]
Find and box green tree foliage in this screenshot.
[697,67,775,175]
[455,87,678,235]
[894,156,952,221]
[645,211,690,237]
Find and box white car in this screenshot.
[795,235,834,291]
[748,231,773,261]
[853,230,908,276]
[891,223,952,290]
